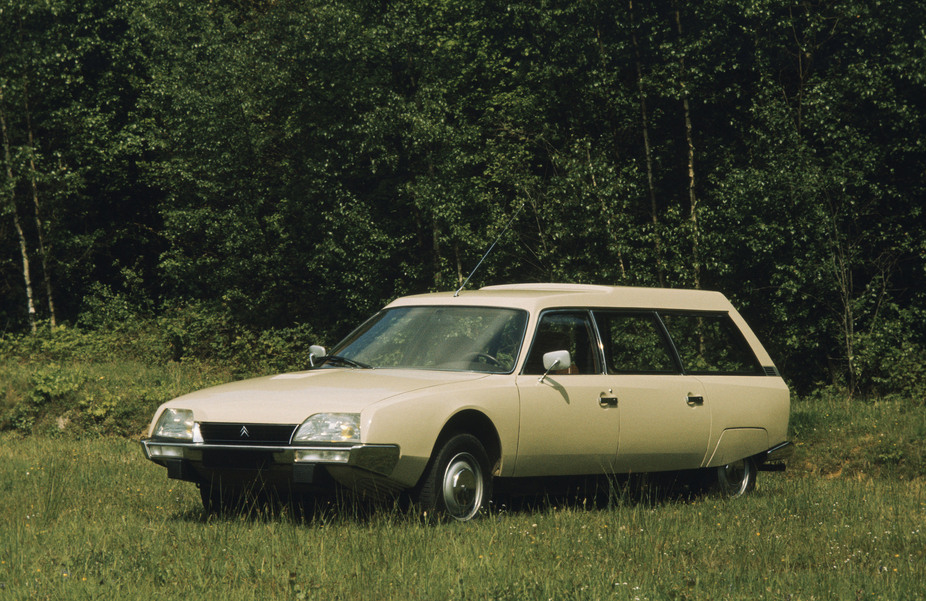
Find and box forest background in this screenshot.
[2,0,925,428]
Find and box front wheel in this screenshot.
[715,457,757,497]
[417,434,492,521]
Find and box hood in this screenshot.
[162,368,488,424]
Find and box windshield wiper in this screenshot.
[322,355,372,369]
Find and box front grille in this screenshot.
[199,423,298,446]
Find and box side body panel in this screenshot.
[699,375,790,467]
[512,374,620,476]
[361,374,521,486]
[609,375,711,473]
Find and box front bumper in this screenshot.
[141,439,401,484]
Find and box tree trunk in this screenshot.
[586,144,626,280]
[825,194,858,398]
[1,91,38,333]
[23,79,56,326]
[591,24,629,282]
[432,216,441,287]
[673,2,700,289]
[628,0,665,286]
[454,240,463,286]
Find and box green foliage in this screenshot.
[5,363,86,433]
[1,0,925,397]
[0,309,320,436]
[853,305,926,399]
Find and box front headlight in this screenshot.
[153,408,195,440]
[292,413,360,444]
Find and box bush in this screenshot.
[156,301,319,374]
[854,307,926,401]
[0,303,322,437]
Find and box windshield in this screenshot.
[328,306,528,373]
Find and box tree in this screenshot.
[0,87,37,331]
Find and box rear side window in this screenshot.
[593,311,678,374]
[660,312,763,375]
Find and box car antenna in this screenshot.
[454,201,526,297]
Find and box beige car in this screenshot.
[142,284,792,520]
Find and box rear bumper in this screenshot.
[757,440,794,471]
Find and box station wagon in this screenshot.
[142,284,792,520]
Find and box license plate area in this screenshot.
[202,449,274,470]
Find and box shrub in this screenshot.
[0,303,321,437]
[854,308,926,401]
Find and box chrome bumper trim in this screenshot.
[762,440,794,463]
[141,440,400,476]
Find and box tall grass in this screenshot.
[1,433,923,601]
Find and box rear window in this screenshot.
[659,312,763,375]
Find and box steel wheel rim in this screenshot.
[441,452,484,520]
[718,459,751,496]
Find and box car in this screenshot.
[141,283,792,520]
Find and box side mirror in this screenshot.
[309,345,326,368]
[539,350,572,383]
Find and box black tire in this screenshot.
[417,434,492,521]
[715,457,757,497]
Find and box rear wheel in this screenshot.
[715,457,757,497]
[418,434,492,521]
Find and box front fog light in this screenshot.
[294,449,351,463]
[292,413,360,443]
[154,408,195,440]
[149,444,185,458]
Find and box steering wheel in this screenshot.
[463,352,501,367]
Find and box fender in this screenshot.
[705,428,769,468]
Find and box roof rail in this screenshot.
[479,283,615,293]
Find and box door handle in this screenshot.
[686,395,704,406]
[599,390,618,408]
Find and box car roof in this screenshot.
[385,283,734,313]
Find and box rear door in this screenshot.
[594,311,712,473]
[658,311,771,463]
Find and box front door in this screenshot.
[514,311,620,476]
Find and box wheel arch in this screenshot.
[428,409,502,477]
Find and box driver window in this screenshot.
[523,312,598,375]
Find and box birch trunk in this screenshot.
[629,0,665,286]
[673,2,700,289]
[23,80,56,326]
[1,90,38,332]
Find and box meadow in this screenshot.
[1,394,924,601]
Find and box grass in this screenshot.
[1,328,924,600]
[1,420,924,601]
